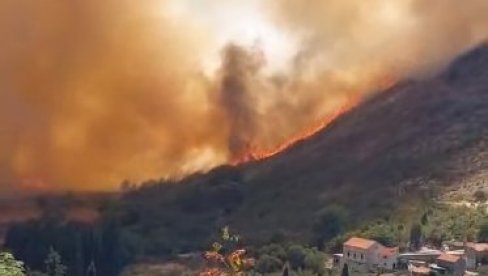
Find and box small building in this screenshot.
[332,253,344,269]
[435,253,466,276]
[343,237,399,273]
[466,243,488,270]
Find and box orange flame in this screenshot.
[231,96,360,165]
[230,74,399,165]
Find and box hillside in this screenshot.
[233,44,488,238]
[108,44,488,253]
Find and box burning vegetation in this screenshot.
[230,96,360,165]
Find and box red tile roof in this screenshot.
[436,253,461,263]
[467,243,488,252]
[344,237,377,250]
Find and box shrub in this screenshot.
[474,190,487,202]
[0,252,25,276]
[361,222,399,247]
[256,255,283,273]
[479,221,488,242]
[44,248,66,276]
[303,249,326,274]
[287,245,307,270]
[313,206,347,248]
[258,244,287,261]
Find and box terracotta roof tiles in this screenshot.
[467,243,488,252]
[436,253,461,263]
[344,237,377,250]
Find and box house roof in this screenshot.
[436,253,461,263]
[467,243,488,252]
[344,237,377,250]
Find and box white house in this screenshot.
[343,237,399,273]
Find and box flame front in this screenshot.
[228,73,402,165]
[231,96,360,165]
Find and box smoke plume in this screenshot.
[0,0,486,192]
[0,1,226,191]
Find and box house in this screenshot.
[343,237,375,273]
[435,253,466,276]
[343,237,399,273]
[466,243,488,270]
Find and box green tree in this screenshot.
[313,206,347,248]
[303,249,326,274]
[479,221,488,242]
[287,245,307,270]
[409,223,423,250]
[0,252,25,276]
[258,244,287,261]
[44,248,66,276]
[256,254,283,273]
[362,222,398,247]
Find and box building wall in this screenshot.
[366,244,379,267]
[344,247,368,264]
[377,254,398,270]
[344,246,372,273]
[437,259,466,276]
[466,248,477,270]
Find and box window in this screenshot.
[353,253,356,259]
[347,252,350,257]
[361,254,364,260]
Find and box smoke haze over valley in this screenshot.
[0,0,487,192]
